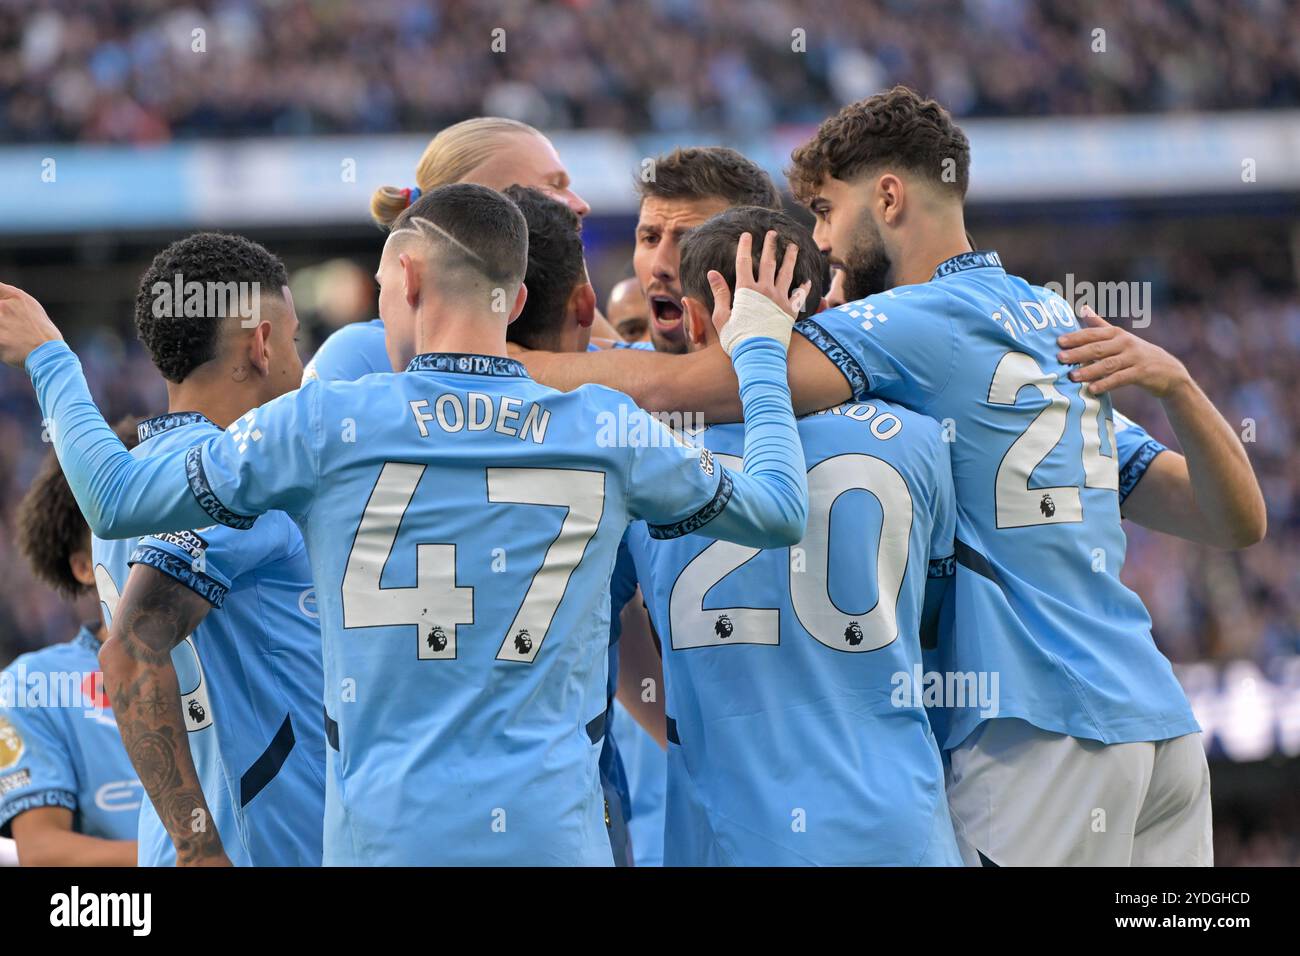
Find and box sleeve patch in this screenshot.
[1118,438,1166,503]
[928,555,956,578]
[0,768,32,796]
[0,787,77,834]
[128,545,229,608]
[648,470,734,540]
[185,445,256,530]
[146,529,209,561]
[795,318,871,400]
[698,447,716,478]
[0,716,23,769]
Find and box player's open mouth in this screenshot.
[650,295,684,335]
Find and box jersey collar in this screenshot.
[406,352,530,378]
[137,411,219,442]
[932,249,1003,280]
[74,623,102,653]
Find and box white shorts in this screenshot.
[946,718,1213,866]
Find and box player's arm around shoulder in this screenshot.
[1058,307,1266,548]
[194,378,326,528]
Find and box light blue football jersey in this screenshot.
[29,340,807,865]
[1113,410,1170,502]
[795,250,1196,749]
[587,341,658,352]
[91,412,326,867]
[307,323,645,862]
[0,627,142,842]
[302,318,389,384]
[609,699,665,867]
[626,401,962,865]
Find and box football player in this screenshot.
[1,184,812,865]
[1,421,142,865]
[93,233,326,866]
[510,89,1265,866]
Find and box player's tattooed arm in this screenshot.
[99,565,231,866]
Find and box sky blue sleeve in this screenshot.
[302,319,389,384]
[0,690,77,834]
[921,433,957,651]
[27,341,319,537]
[928,434,957,570]
[795,287,957,409]
[1113,410,1170,503]
[26,341,212,538]
[128,517,290,609]
[185,387,321,527]
[627,337,807,548]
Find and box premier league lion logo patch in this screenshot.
[427,625,448,653]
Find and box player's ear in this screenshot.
[399,251,421,307]
[246,319,274,377]
[570,282,596,330]
[68,547,95,589]
[682,296,710,348]
[506,282,528,325]
[878,173,904,226]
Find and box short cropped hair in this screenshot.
[502,186,586,351]
[636,147,781,211]
[390,183,528,291]
[679,206,827,324]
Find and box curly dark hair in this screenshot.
[786,86,970,203]
[134,232,289,383]
[502,185,586,351]
[16,417,141,599]
[635,146,781,211]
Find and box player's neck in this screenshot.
[894,213,973,288]
[164,376,264,431]
[415,309,508,359]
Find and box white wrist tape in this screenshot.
[719,287,795,356]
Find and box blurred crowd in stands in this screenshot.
[3,0,1299,143]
